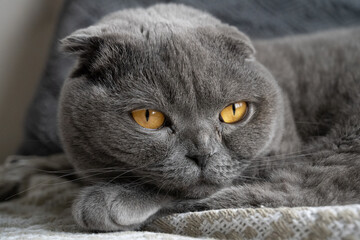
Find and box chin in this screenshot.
[181,182,222,199]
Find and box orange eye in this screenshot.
[131,109,165,129]
[220,101,247,123]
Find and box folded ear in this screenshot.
[218,26,255,61]
[60,26,104,55]
[201,25,255,61]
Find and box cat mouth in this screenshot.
[198,171,230,187]
[198,174,219,186]
[182,174,225,198]
[198,178,217,187]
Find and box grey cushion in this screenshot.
[17,0,360,156]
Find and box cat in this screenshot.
[2,3,360,232]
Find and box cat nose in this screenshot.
[186,153,213,170]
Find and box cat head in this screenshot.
[59,4,285,198]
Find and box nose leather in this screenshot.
[180,122,219,169]
[184,130,217,169]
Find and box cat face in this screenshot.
[59,5,285,198]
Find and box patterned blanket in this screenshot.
[1,173,359,240]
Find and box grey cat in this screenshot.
[3,3,360,232]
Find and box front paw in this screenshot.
[73,184,168,231]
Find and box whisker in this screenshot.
[295,121,330,126]
[102,162,158,186]
[4,169,123,201]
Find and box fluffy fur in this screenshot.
[56,4,360,231]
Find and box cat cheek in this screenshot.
[220,130,263,158]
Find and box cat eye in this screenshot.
[131,109,165,129]
[220,101,247,124]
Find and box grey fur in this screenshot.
[58,4,360,231]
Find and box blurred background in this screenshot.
[0,0,64,162]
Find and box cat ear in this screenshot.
[60,26,104,55]
[211,25,256,61]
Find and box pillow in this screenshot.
[17,0,360,156]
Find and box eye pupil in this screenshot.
[131,109,165,129]
[220,101,247,124]
[145,109,150,121]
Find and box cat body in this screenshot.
[9,4,359,231]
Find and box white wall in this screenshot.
[0,0,64,162]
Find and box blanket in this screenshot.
[1,172,359,240]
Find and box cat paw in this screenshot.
[73,184,165,231]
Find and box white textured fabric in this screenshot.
[1,173,360,240]
[147,205,360,239]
